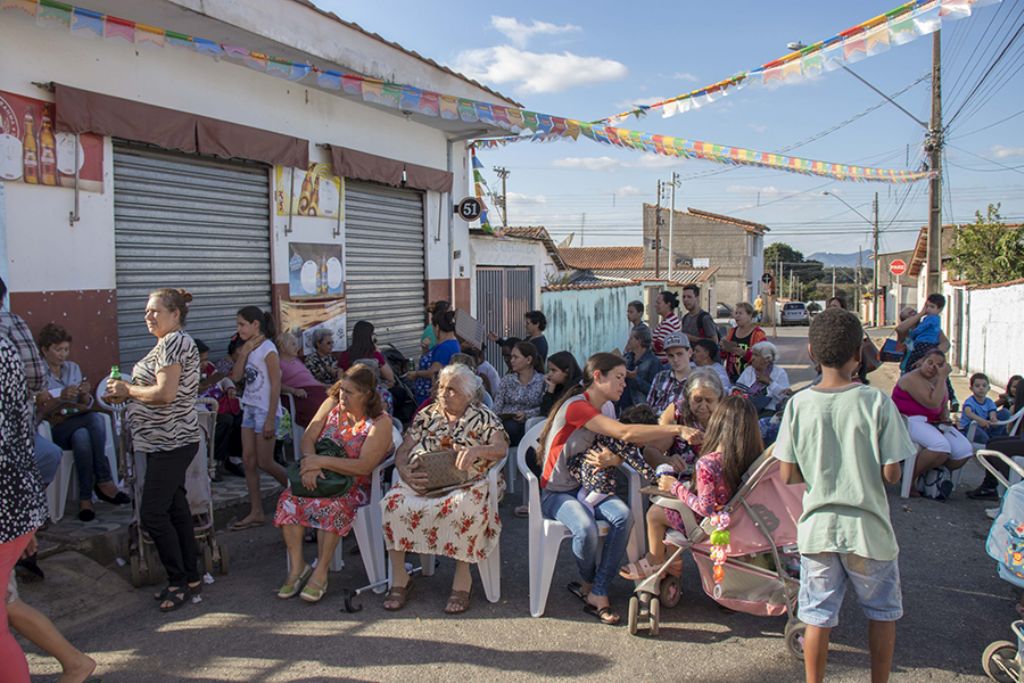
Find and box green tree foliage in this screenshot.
[949,204,1024,285]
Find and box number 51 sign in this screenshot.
[455,197,482,221]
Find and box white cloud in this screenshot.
[506,192,547,205]
[673,72,699,82]
[453,46,627,94]
[552,156,621,171]
[748,123,768,134]
[614,95,668,109]
[629,155,686,169]
[491,16,581,48]
[991,145,1024,159]
[614,185,645,197]
[726,184,780,195]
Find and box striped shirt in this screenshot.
[127,330,200,454]
[651,313,682,360]
[540,393,601,492]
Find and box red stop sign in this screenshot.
[889,259,907,276]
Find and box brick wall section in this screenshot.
[643,205,754,307]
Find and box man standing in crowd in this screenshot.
[680,284,719,346]
[647,332,693,415]
[624,300,649,350]
[523,310,548,362]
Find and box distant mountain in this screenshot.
[806,249,872,268]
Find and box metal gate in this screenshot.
[344,182,425,358]
[113,144,271,369]
[476,266,534,370]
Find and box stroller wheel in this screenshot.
[129,554,143,588]
[202,545,214,576]
[784,621,807,660]
[982,640,1020,682]
[660,574,682,609]
[217,543,230,575]
[649,597,660,637]
[627,595,639,636]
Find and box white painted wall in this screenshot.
[962,280,1024,387]
[0,11,472,293]
[544,285,644,363]
[469,235,554,313]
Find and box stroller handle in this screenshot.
[975,449,1024,490]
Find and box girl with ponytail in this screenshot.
[536,352,694,625]
[230,306,287,530]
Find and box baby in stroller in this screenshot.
[620,395,763,581]
[568,404,661,511]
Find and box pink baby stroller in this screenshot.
[629,450,807,658]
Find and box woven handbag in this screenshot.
[407,449,476,497]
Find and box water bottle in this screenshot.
[110,365,121,381]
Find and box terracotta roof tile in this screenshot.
[686,207,769,234]
[560,246,645,270]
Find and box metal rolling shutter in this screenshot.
[113,144,271,369]
[344,182,425,357]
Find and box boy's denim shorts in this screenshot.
[798,553,903,628]
[241,405,278,431]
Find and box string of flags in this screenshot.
[596,0,1000,124]
[0,0,969,184]
[471,149,495,234]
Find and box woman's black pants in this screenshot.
[141,443,200,586]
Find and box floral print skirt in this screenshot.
[274,484,369,537]
[381,478,502,563]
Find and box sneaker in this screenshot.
[966,486,999,501]
[986,507,999,520]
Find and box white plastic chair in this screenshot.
[287,424,399,594]
[38,412,119,519]
[515,419,645,617]
[283,393,304,462]
[966,406,1024,447]
[387,439,505,603]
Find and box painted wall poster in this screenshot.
[279,298,347,354]
[0,90,103,192]
[275,163,343,218]
[288,241,343,299]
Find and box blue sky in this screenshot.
[319,0,1024,256]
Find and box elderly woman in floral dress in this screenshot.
[274,365,393,603]
[381,364,508,615]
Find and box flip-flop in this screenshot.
[228,518,265,531]
[567,581,589,604]
[583,602,620,625]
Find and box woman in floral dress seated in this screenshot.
[273,365,394,603]
[381,364,509,615]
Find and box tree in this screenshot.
[948,204,1024,285]
[764,243,804,274]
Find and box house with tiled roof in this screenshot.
[643,205,768,308]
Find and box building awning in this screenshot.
[327,145,452,193]
[54,83,309,168]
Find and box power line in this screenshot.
[947,10,1024,127]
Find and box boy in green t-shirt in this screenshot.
[775,308,916,683]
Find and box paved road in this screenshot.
[19,326,1011,681]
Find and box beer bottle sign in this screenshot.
[39,114,57,186]
[22,112,38,184]
[297,168,314,215]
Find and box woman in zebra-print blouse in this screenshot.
[105,288,202,613]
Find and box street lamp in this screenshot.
[821,191,880,327]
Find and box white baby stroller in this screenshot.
[628,450,806,658]
[977,449,1024,683]
[99,380,229,586]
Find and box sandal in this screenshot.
[619,558,660,581]
[513,505,529,518]
[158,585,192,613]
[567,581,589,604]
[228,518,265,531]
[382,580,414,611]
[156,580,202,603]
[444,589,471,615]
[299,577,328,603]
[277,564,313,599]
[583,602,620,625]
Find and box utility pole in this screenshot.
[580,212,586,247]
[493,166,510,228]
[926,30,943,294]
[667,172,679,281]
[872,191,880,327]
[856,246,863,317]
[654,180,663,279]
[832,266,836,299]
